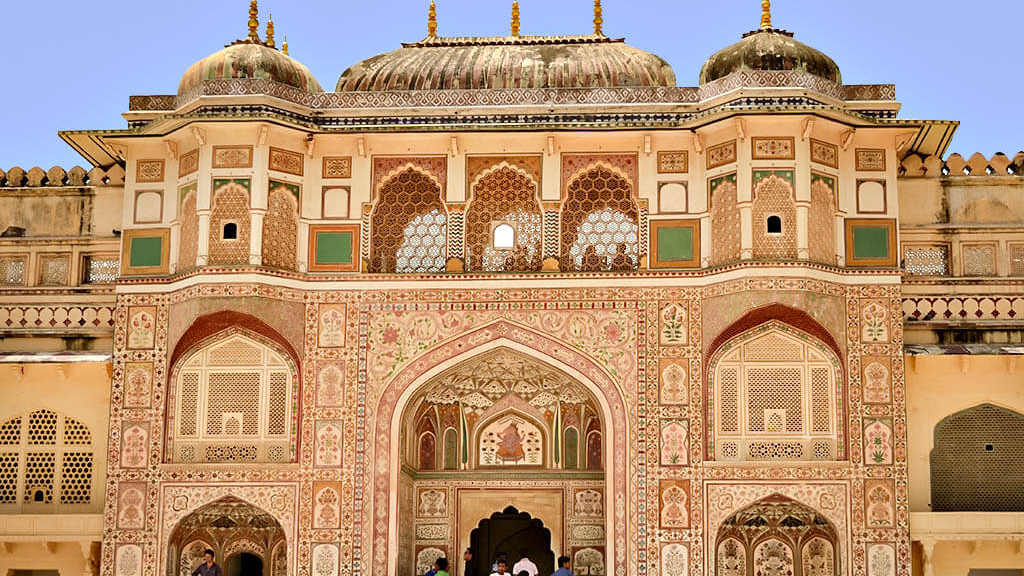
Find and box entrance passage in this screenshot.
[470,507,554,576]
[225,552,262,576]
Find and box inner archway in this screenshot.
[225,552,263,576]
[470,506,554,576]
[394,344,608,576]
[167,496,285,576]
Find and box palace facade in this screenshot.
[1,2,1022,576]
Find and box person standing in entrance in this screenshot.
[463,548,478,576]
[512,550,538,576]
[434,557,451,576]
[191,549,222,576]
[551,556,573,576]
[489,558,510,576]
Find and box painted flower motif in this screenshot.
[382,326,400,344]
[604,322,622,342]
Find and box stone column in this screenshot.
[250,210,265,266]
[920,539,936,576]
[738,203,753,260]
[795,201,810,260]
[197,212,211,266]
[834,213,846,266]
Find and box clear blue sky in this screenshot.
[0,0,1018,168]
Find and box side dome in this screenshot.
[179,40,323,95]
[699,29,841,85]
[336,36,676,91]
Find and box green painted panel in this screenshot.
[753,169,795,186]
[443,428,458,471]
[212,178,251,191]
[811,173,835,189]
[657,226,694,262]
[179,183,197,203]
[316,232,353,264]
[853,226,890,259]
[564,428,578,470]
[129,236,163,267]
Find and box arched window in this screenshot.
[752,174,797,260]
[711,324,840,461]
[208,182,251,265]
[809,176,837,265]
[710,176,741,265]
[931,404,1024,511]
[0,409,93,510]
[370,168,447,273]
[170,331,296,463]
[465,164,543,272]
[561,166,639,272]
[178,190,199,270]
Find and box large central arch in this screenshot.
[371,320,630,576]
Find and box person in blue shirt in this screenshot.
[551,556,573,576]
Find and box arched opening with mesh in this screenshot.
[0,409,94,511]
[931,403,1024,511]
[168,496,286,576]
[708,322,842,462]
[208,183,251,266]
[370,168,447,273]
[710,176,740,265]
[261,186,299,270]
[178,190,199,271]
[715,494,840,576]
[560,165,639,272]
[168,329,298,464]
[752,174,797,260]
[465,164,543,272]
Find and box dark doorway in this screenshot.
[8,571,61,576]
[470,506,555,576]
[225,552,263,576]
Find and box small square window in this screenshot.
[492,222,515,249]
[766,215,783,234]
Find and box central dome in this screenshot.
[336,35,676,91]
[179,40,323,95]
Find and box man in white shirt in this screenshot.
[511,550,538,576]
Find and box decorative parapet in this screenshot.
[0,305,116,332]
[126,74,896,112]
[903,295,1024,323]
[900,152,1024,178]
[0,165,125,188]
[910,512,1024,542]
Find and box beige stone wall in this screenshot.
[0,541,99,576]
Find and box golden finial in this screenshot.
[593,0,604,36]
[282,35,289,55]
[760,0,772,30]
[511,1,520,37]
[265,13,276,47]
[427,0,438,38]
[248,0,261,41]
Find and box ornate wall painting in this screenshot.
[717,538,746,576]
[660,420,689,466]
[317,304,346,348]
[753,539,795,576]
[417,488,447,518]
[801,537,835,576]
[573,488,603,518]
[866,543,896,576]
[322,156,353,179]
[269,147,304,176]
[810,139,839,168]
[178,149,199,177]
[124,362,154,408]
[127,306,157,349]
[313,482,342,529]
[478,413,543,466]
[860,299,890,343]
[212,145,253,169]
[658,151,689,174]
[707,140,737,169]
[316,361,345,407]
[660,543,689,576]
[660,302,688,345]
[572,547,605,576]
[416,523,449,540]
[659,480,690,529]
[864,419,894,466]
[136,159,165,183]
[660,359,690,405]
[751,137,796,160]
[120,422,150,469]
[861,356,892,404]
[116,482,147,530]
[312,543,340,576]
[115,544,143,576]
[865,479,896,528]
[415,546,447,576]
[314,421,343,468]
[855,149,887,172]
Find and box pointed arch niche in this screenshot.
[167,496,286,576]
[706,320,844,462]
[377,327,628,576]
[715,494,840,576]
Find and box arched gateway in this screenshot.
[373,322,629,576]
